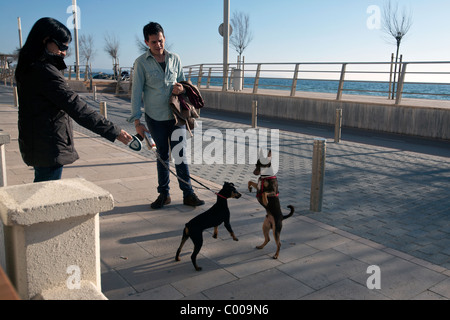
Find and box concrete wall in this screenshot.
[200,90,450,140]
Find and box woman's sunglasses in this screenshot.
[51,39,69,51]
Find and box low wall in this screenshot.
[0,178,112,300]
[200,90,450,140]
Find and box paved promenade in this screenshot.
[1,84,449,301]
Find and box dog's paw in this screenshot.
[195,266,202,271]
[233,237,239,241]
[212,233,218,239]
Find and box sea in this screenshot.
[75,68,449,101]
[194,77,450,101]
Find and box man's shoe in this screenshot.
[183,193,205,207]
[151,194,171,209]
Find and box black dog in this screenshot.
[248,150,294,259]
[175,182,241,271]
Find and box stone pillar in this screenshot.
[0,178,114,300]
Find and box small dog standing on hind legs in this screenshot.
[248,149,294,259]
[175,182,241,271]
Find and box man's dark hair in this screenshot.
[143,22,164,41]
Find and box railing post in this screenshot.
[290,63,300,97]
[0,178,113,300]
[187,67,192,82]
[395,63,408,105]
[310,138,326,212]
[253,63,261,94]
[336,63,347,100]
[206,67,212,88]
[388,53,394,99]
[197,64,203,88]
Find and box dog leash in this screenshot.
[130,134,223,198]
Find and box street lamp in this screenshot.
[222,0,230,92]
[72,0,80,80]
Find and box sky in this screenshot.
[1,0,449,75]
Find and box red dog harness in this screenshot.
[256,176,279,198]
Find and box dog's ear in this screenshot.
[258,148,272,166]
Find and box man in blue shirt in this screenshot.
[129,22,204,209]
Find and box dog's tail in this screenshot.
[282,205,294,220]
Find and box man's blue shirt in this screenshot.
[129,49,185,122]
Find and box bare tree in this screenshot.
[230,11,253,67]
[79,34,95,65]
[135,35,148,54]
[135,34,173,55]
[382,0,413,98]
[104,33,120,79]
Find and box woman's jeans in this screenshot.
[34,165,63,182]
[145,115,193,198]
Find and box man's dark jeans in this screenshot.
[145,114,193,198]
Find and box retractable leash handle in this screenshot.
[128,135,142,151]
[130,133,156,151]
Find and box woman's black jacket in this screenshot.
[17,54,121,167]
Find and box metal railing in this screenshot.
[184,61,450,104]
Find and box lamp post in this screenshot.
[17,17,22,48]
[72,0,80,80]
[222,0,230,91]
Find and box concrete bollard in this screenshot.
[0,132,10,188]
[252,100,258,128]
[334,108,342,143]
[13,87,19,108]
[310,138,326,212]
[0,178,114,300]
[93,85,97,102]
[100,101,107,118]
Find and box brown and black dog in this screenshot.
[175,182,241,271]
[248,150,294,259]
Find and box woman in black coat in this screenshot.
[15,17,132,182]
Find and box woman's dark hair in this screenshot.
[15,17,72,81]
[143,22,164,42]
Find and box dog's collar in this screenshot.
[260,175,277,180]
[215,192,228,200]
